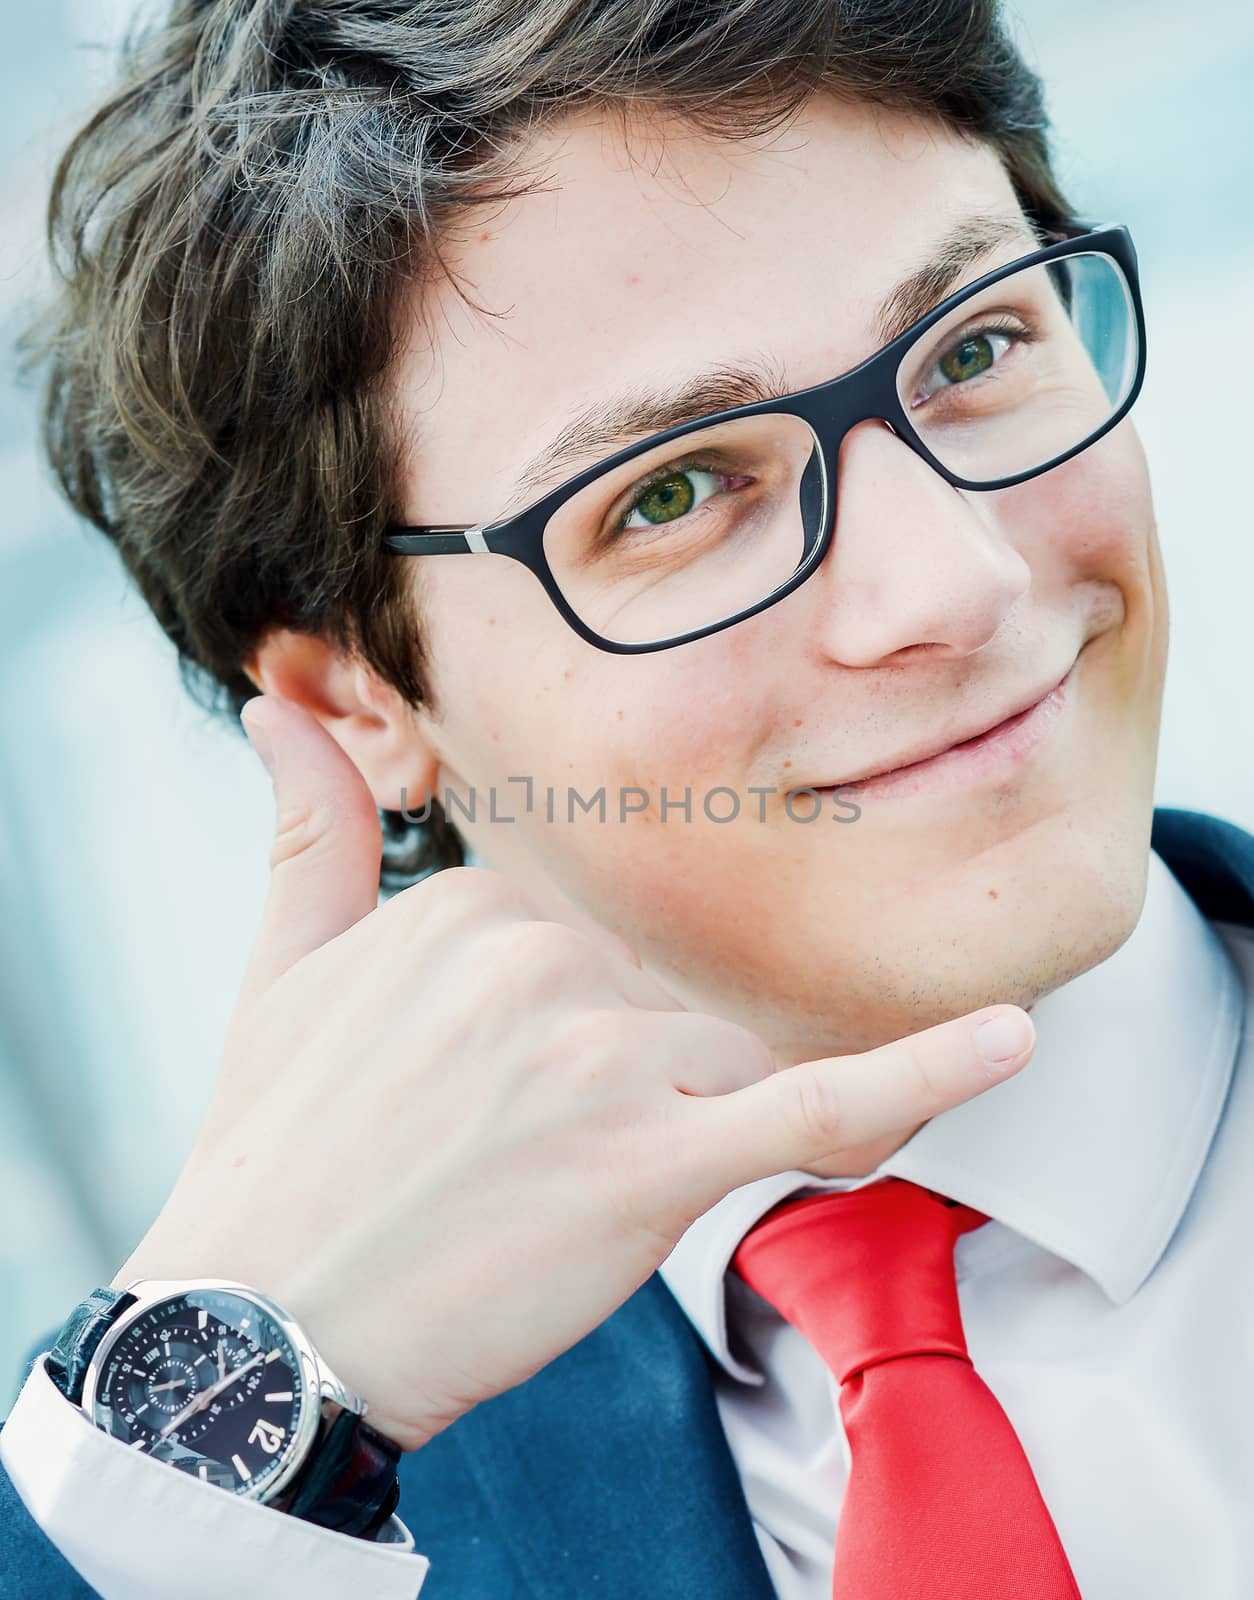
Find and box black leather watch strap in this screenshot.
[46,1287,136,1404]
[282,1408,402,1539]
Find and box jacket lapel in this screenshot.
[403,1272,775,1599]
[1151,806,1254,928]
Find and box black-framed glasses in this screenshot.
[383,222,1146,653]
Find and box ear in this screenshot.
[244,629,440,814]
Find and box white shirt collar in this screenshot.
[658,846,1246,1383]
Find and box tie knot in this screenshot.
[730,1178,989,1385]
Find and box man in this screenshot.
[3,0,1254,1595]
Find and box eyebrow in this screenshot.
[508,210,1039,505]
[873,211,1038,346]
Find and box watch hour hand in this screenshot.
[158,1353,263,1441]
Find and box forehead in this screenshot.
[390,94,1023,521]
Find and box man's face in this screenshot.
[388,93,1167,1063]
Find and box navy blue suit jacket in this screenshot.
[4,807,1253,1599]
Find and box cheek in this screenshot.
[411,557,765,795]
[411,558,570,778]
[597,627,791,802]
[991,418,1155,581]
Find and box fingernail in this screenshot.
[974,1011,1033,1069]
[240,700,276,779]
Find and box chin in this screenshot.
[750,792,1157,1063]
[924,799,1156,1023]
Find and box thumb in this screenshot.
[236,693,383,1004]
[695,1005,1037,1194]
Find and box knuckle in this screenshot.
[385,863,517,933]
[598,925,644,970]
[526,919,588,969]
[420,864,514,915]
[545,1008,614,1077]
[683,1015,777,1090]
[725,1025,778,1085]
[269,801,339,868]
[485,917,588,980]
[790,1067,846,1154]
[900,1031,947,1116]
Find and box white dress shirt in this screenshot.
[2,844,1252,1598]
[657,845,1254,1598]
[0,1359,428,1599]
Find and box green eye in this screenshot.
[633,472,695,525]
[909,323,1026,413]
[624,466,721,529]
[940,334,998,384]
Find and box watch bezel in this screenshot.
[80,1277,339,1504]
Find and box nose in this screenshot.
[799,420,1031,665]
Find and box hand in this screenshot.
[157,1354,263,1442]
[115,695,1036,1451]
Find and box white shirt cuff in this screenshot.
[0,1356,429,1600]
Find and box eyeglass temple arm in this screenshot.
[1056,216,1101,239]
[384,525,491,554]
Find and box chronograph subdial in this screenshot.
[138,1356,198,1415]
[212,1334,267,1411]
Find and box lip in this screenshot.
[816,657,1079,803]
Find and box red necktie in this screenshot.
[730,1178,1082,1599]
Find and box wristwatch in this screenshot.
[46,1279,402,1539]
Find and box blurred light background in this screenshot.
[2,0,1252,1405]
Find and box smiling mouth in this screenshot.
[811,655,1081,800]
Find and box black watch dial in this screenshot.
[86,1288,309,1497]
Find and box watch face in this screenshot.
[85,1288,311,1497]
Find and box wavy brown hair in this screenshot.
[29,0,1072,889]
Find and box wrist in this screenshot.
[278,1280,454,1455]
